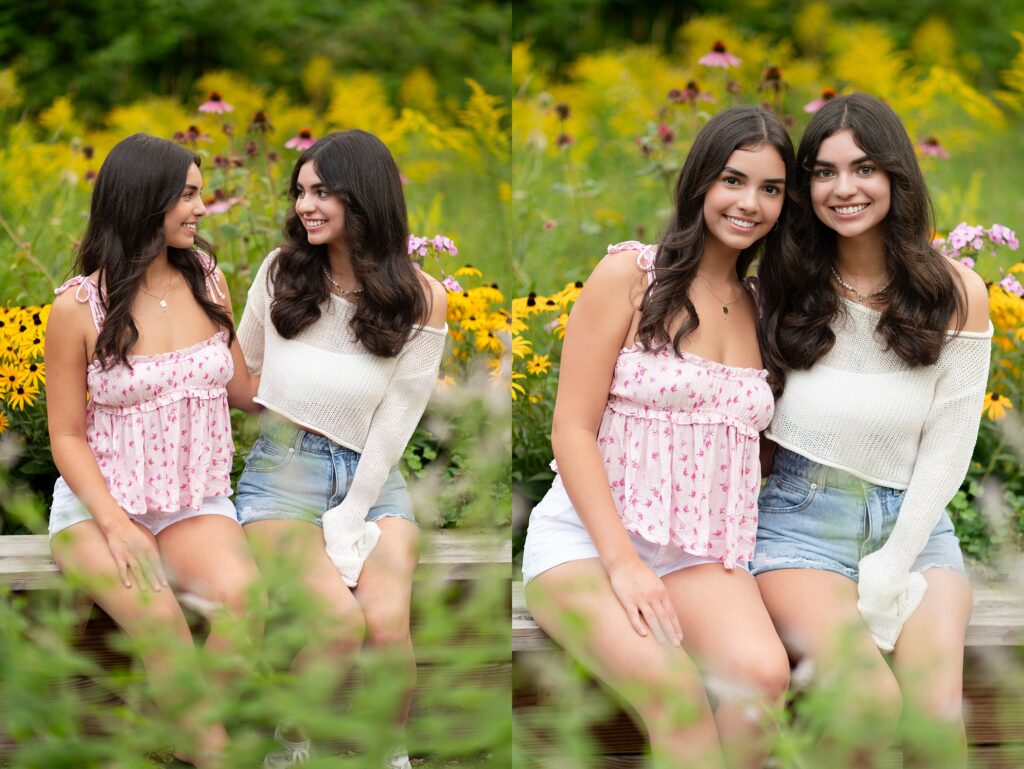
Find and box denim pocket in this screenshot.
[758,473,817,514]
[244,437,295,473]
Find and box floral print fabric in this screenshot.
[56,275,234,515]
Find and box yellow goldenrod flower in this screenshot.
[7,382,39,410]
[982,391,1014,421]
[526,354,551,375]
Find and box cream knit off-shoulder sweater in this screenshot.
[237,250,447,586]
[768,298,992,652]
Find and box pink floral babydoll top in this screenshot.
[54,260,234,516]
[560,242,775,568]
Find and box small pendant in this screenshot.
[159,299,168,308]
[722,305,729,316]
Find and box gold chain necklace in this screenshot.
[830,265,891,303]
[696,274,743,317]
[323,268,362,298]
[138,272,175,310]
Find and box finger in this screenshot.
[652,601,682,646]
[126,560,148,593]
[625,604,648,638]
[115,558,133,590]
[667,603,684,644]
[138,554,163,592]
[640,603,668,645]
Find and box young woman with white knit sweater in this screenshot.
[234,130,447,769]
[755,93,991,767]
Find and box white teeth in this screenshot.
[305,220,326,227]
[726,216,756,229]
[183,223,196,232]
[834,204,867,215]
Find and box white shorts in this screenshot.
[48,476,239,538]
[521,480,738,585]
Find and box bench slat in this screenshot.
[0,532,511,590]
[513,580,1024,649]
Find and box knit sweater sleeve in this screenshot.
[857,326,992,651]
[323,326,447,586]
[237,251,277,375]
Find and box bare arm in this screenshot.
[45,292,167,590]
[210,269,261,412]
[552,249,682,645]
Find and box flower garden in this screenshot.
[511,14,1024,567]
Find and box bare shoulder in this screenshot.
[945,258,990,332]
[417,269,448,329]
[584,248,648,306]
[48,284,93,327]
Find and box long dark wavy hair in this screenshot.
[269,129,427,358]
[74,133,233,369]
[758,93,965,393]
[637,106,799,355]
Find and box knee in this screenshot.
[362,604,411,648]
[321,604,367,654]
[727,651,791,703]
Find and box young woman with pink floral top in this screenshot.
[522,107,796,769]
[45,134,263,768]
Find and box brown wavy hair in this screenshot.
[74,133,233,369]
[758,93,965,393]
[636,106,799,356]
[268,130,427,357]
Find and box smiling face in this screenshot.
[701,143,786,256]
[810,129,891,245]
[162,163,205,249]
[295,161,347,248]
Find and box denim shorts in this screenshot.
[750,446,965,581]
[48,476,238,538]
[235,413,415,527]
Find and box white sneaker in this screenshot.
[262,724,310,768]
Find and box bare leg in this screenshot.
[893,568,972,769]
[354,518,419,751]
[526,559,725,769]
[158,515,265,691]
[756,568,902,768]
[51,521,227,767]
[663,564,789,769]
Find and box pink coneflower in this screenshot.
[285,128,317,150]
[249,111,272,134]
[399,173,410,186]
[555,133,573,148]
[669,81,715,105]
[199,91,233,113]
[543,219,558,230]
[555,103,571,121]
[657,123,674,145]
[699,40,741,68]
[918,137,950,159]
[204,189,242,214]
[804,87,837,113]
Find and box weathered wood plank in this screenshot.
[514,581,1024,649]
[0,531,511,589]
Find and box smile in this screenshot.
[183,223,196,232]
[725,216,757,230]
[832,204,868,215]
[304,219,327,228]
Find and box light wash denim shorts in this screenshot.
[48,476,238,538]
[235,413,415,527]
[750,446,965,581]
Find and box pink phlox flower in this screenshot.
[699,40,741,68]
[988,224,1019,250]
[199,92,233,113]
[918,136,950,159]
[959,257,975,269]
[432,234,459,255]
[947,223,985,252]
[803,87,837,113]
[408,235,430,256]
[285,128,317,150]
[442,275,463,293]
[999,273,1024,297]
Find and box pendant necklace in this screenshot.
[696,274,742,317]
[830,265,891,303]
[324,267,363,298]
[138,273,174,310]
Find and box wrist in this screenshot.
[91,503,131,534]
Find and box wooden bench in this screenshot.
[513,577,1024,768]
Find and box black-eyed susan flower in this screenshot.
[20,361,44,389]
[510,371,527,401]
[474,331,505,355]
[526,355,552,375]
[0,410,8,433]
[511,336,532,359]
[7,383,39,410]
[982,392,1014,421]
[454,265,483,278]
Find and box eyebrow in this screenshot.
[722,166,785,185]
[296,182,326,190]
[813,155,872,168]
[183,184,199,192]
